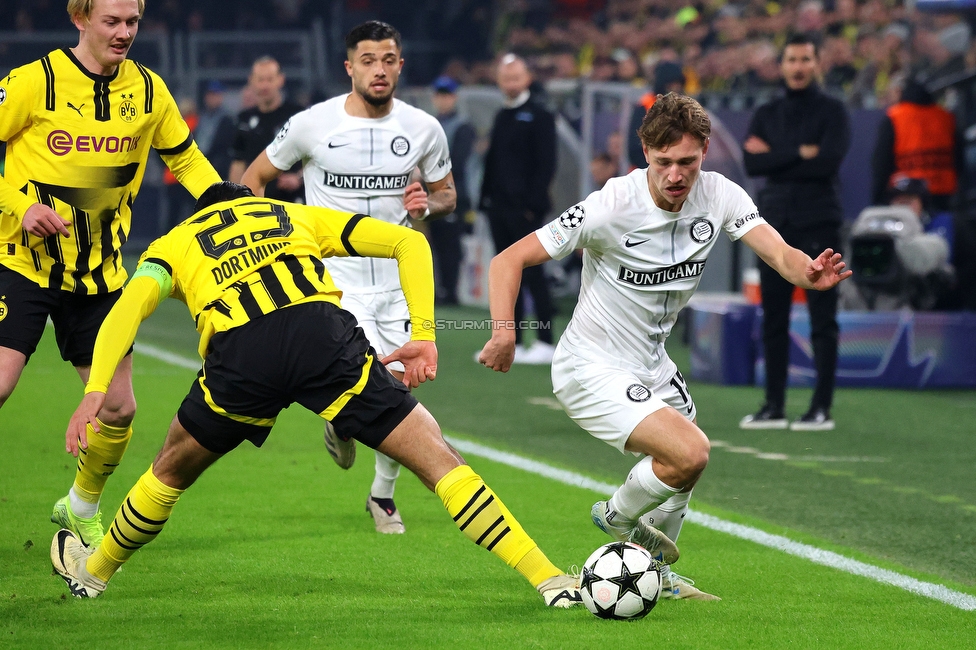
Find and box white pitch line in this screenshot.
[133,342,200,370]
[444,436,976,612]
[129,343,976,612]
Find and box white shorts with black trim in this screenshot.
[550,340,697,455]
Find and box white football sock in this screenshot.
[370,451,401,499]
[645,489,692,542]
[69,487,98,518]
[608,456,680,522]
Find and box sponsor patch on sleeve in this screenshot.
[733,211,761,229]
[546,222,566,246]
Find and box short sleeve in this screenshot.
[418,119,452,183]
[535,189,609,260]
[0,64,35,141]
[266,109,310,171]
[720,178,765,241]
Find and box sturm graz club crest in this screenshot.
[690,217,714,243]
[391,136,410,156]
[626,384,651,402]
[559,204,585,229]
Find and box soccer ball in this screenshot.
[580,541,662,620]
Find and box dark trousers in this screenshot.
[428,214,463,304]
[759,225,840,411]
[486,207,554,345]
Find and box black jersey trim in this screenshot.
[135,62,153,113]
[40,56,56,111]
[93,80,111,122]
[156,133,193,157]
[234,281,262,320]
[257,265,289,308]
[340,214,368,257]
[279,253,318,298]
[71,207,92,294]
[143,257,173,275]
[60,48,119,84]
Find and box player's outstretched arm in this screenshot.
[741,223,852,290]
[479,234,553,372]
[241,151,285,197]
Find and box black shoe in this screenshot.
[790,407,835,431]
[739,404,788,430]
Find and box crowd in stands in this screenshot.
[486,0,976,108]
[3,1,975,107]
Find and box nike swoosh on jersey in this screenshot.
[328,142,350,148]
[624,238,649,247]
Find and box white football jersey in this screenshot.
[537,168,765,378]
[266,95,452,291]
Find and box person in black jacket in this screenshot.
[479,54,558,364]
[430,75,476,305]
[740,34,851,431]
[228,56,304,202]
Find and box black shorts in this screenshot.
[0,264,128,366]
[177,301,418,454]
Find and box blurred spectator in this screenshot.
[194,81,236,179]
[429,75,477,305]
[229,56,304,202]
[821,35,858,95]
[589,152,616,189]
[740,34,851,432]
[871,78,961,210]
[479,54,557,364]
[627,60,686,170]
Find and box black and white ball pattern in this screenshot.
[580,541,662,620]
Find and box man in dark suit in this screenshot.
[480,54,557,364]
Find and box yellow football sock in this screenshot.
[435,464,561,588]
[72,420,132,503]
[87,466,183,582]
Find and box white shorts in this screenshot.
[340,289,411,373]
[550,342,697,455]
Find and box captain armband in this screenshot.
[131,258,174,297]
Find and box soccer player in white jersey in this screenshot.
[241,21,457,534]
[478,93,852,599]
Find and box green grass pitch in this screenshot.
[1,300,974,648]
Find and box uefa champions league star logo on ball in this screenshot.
[559,204,585,229]
[580,541,662,620]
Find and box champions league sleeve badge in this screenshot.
[559,204,585,229]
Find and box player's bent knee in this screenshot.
[98,397,137,428]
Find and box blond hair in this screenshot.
[638,93,711,150]
[67,0,146,21]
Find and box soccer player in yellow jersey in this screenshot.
[0,0,221,548]
[49,181,581,608]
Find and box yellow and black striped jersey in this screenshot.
[134,197,435,359]
[0,48,220,294]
